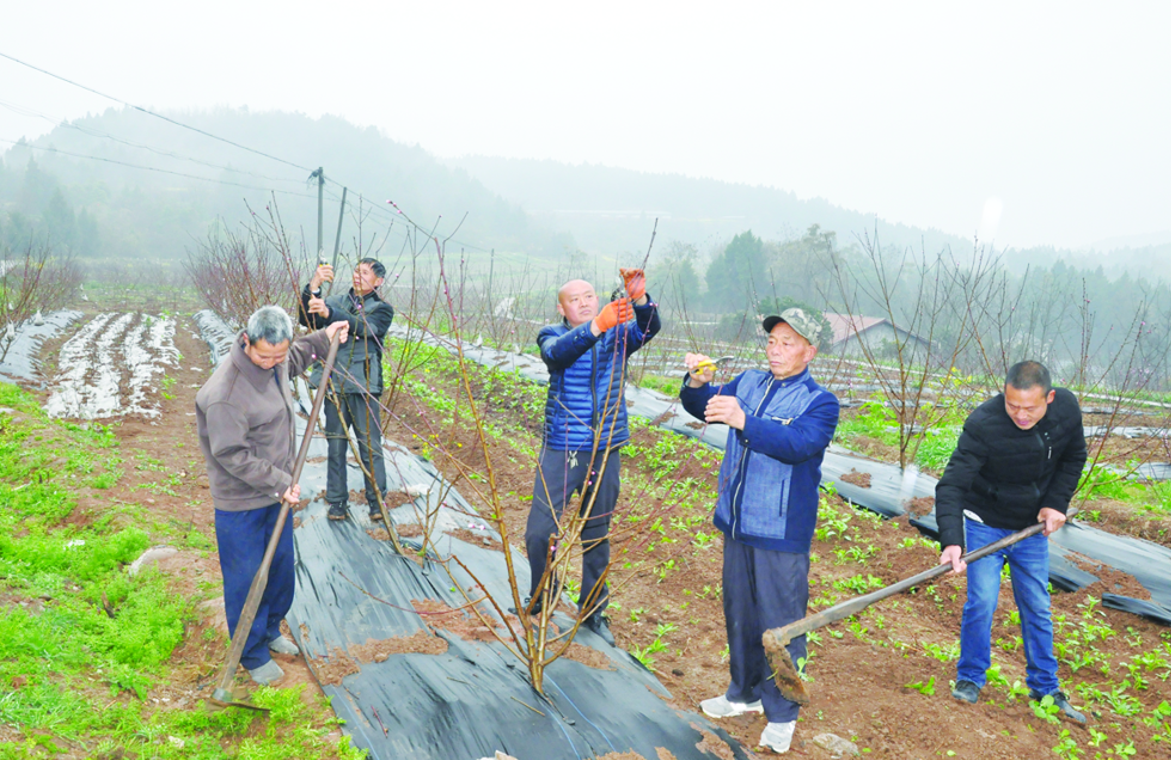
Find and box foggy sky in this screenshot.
[1,1,1168,250]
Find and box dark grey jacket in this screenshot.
[196,329,330,512]
[935,388,1086,550]
[299,285,394,395]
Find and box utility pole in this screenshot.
[315,166,324,262]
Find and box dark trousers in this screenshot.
[215,503,294,670]
[324,392,387,506]
[525,448,620,617]
[722,534,809,723]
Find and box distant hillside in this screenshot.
[446,155,975,257]
[0,108,569,263]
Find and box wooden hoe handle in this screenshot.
[769,508,1077,646]
[211,331,342,704]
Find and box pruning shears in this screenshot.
[688,355,736,375]
[609,273,627,303]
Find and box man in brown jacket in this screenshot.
[196,305,348,685]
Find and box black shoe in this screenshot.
[327,502,349,521]
[582,614,616,646]
[952,679,980,704]
[510,596,544,616]
[368,505,384,521]
[1030,690,1086,723]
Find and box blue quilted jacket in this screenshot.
[681,368,840,553]
[537,298,661,451]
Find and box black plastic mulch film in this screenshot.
[392,322,1171,627]
[195,313,753,760]
[191,313,1171,759]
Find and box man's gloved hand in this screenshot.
[593,298,632,333]
[619,268,646,301]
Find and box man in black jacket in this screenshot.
[299,258,395,522]
[936,360,1087,722]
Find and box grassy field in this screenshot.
[0,382,363,760]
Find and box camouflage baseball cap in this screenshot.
[762,308,819,346]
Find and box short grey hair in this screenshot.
[245,305,293,346]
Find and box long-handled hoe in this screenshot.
[208,332,342,711]
[764,509,1077,705]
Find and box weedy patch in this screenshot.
[0,382,362,760]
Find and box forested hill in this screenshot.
[446,155,975,256]
[0,108,570,263]
[2,107,1168,284]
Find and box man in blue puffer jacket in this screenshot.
[680,308,839,755]
[524,268,661,645]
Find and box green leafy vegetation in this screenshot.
[0,383,362,759]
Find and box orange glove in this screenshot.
[619,267,646,300]
[593,298,632,333]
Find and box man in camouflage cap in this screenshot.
[761,307,821,347]
[679,307,840,755]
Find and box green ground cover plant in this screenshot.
[0,383,363,759]
[384,328,1171,757]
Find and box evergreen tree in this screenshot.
[705,230,765,311]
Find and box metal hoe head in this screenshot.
[763,628,810,706]
[206,686,271,714]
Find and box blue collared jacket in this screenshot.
[681,367,840,553]
[537,298,661,451]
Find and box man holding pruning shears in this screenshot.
[299,259,395,523]
[523,267,661,646]
[681,307,839,755]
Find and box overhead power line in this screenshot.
[0,49,495,255]
[0,138,318,199]
[0,50,312,173]
[0,98,309,187]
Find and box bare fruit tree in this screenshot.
[0,239,82,362]
[822,232,1002,469]
[184,203,305,328]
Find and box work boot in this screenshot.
[368,503,384,521]
[700,694,764,719]
[582,613,616,646]
[951,679,980,704]
[759,721,796,754]
[268,635,299,656]
[950,679,978,702]
[1030,690,1087,723]
[327,502,348,521]
[248,659,284,685]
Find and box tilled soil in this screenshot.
[375,358,1171,758]
[28,304,1171,759]
[33,306,332,720]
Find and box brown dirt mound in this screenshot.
[839,469,872,488]
[308,646,361,686]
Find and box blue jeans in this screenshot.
[957,519,1060,696]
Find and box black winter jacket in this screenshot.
[298,285,394,395]
[935,388,1086,550]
